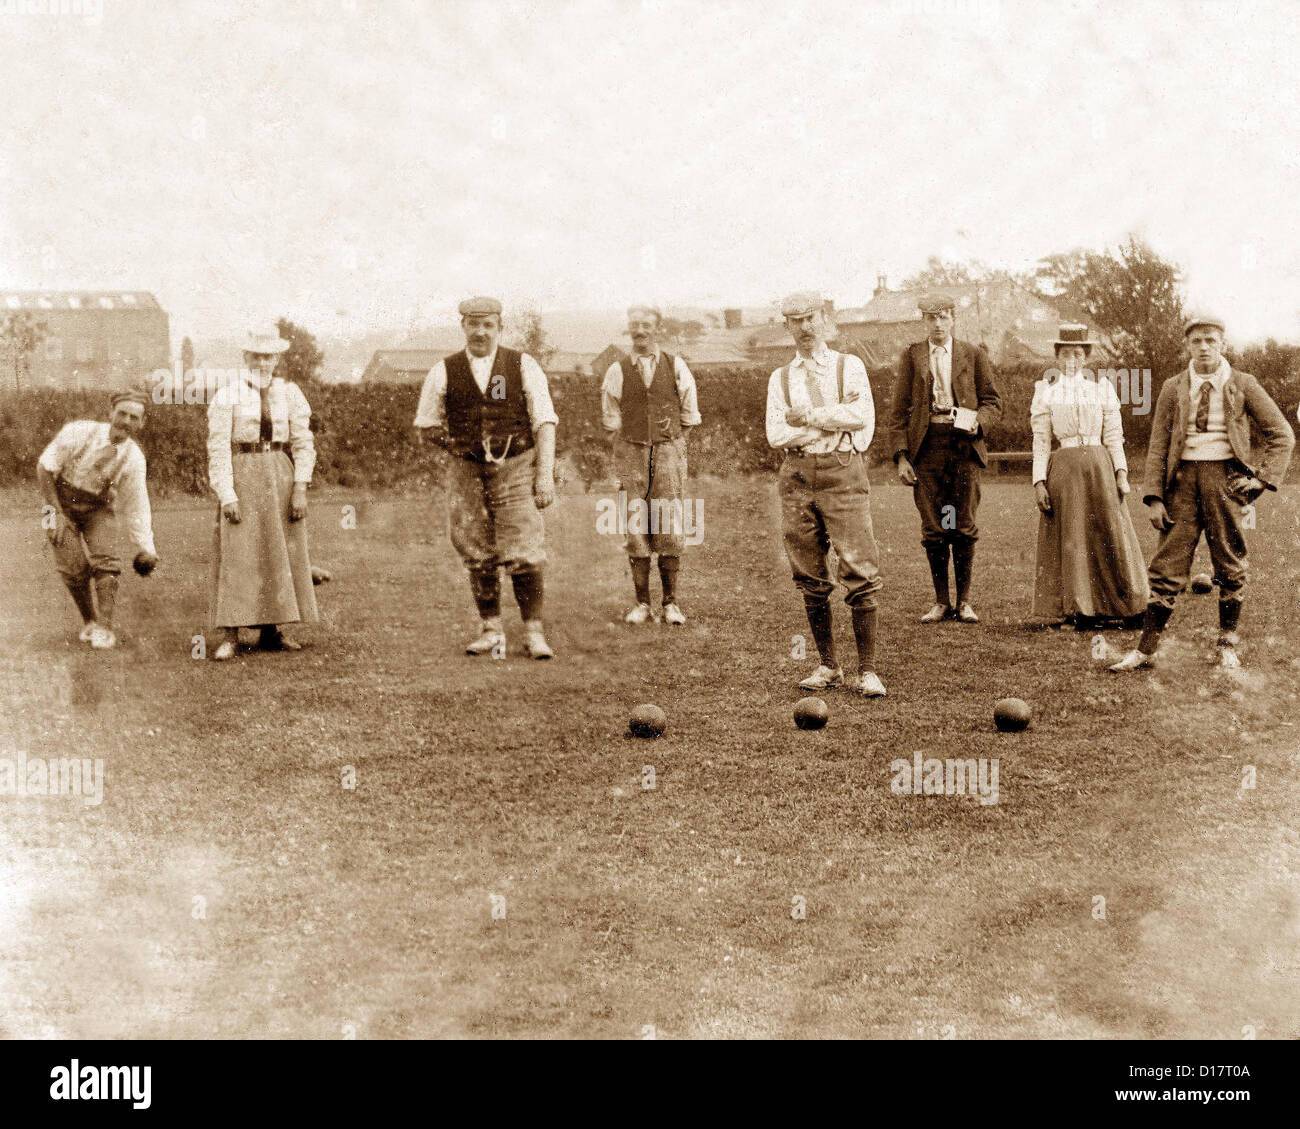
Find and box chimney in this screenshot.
[874,274,888,298]
[723,308,742,330]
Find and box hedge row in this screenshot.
[3,358,1295,496]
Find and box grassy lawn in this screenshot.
[1,474,1298,1039]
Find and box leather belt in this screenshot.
[930,408,957,422]
[234,440,285,453]
[1057,436,1101,449]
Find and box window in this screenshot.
[120,293,136,305]
[67,296,81,309]
[77,340,93,362]
[4,296,18,309]
[959,295,973,308]
[98,297,114,309]
[45,337,63,360]
[37,296,53,309]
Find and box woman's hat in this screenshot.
[243,325,290,355]
[1052,323,1093,349]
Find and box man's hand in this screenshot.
[1115,468,1131,501]
[45,510,73,548]
[1034,481,1052,514]
[896,455,917,487]
[421,426,449,450]
[533,472,555,510]
[1147,499,1173,531]
[222,501,242,524]
[289,482,308,522]
[784,406,809,428]
[133,550,158,577]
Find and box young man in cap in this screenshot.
[766,291,885,697]
[415,297,558,659]
[883,293,1002,623]
[1110,314,1293,672]
[602,305,701,624]
[36,388,160,650]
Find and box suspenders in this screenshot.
[780,353,853,456]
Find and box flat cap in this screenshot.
[1183,312,1225,336]
[458,296,503,317]
[780,290,825,318]
[110,387,148,409]
[917,293,956,314]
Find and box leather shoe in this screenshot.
[956,603,980,623]
[1108,648,1155,672]
[851,671,886,697]
[798,664,843,691]
[920,603,951,624]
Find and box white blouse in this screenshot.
[1029,372,1127,485]
[206,376,316,506]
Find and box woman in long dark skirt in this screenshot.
[206,325,318,661]
[1029,324,1149,629]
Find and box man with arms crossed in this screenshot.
[766,291,885,697]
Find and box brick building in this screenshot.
[0,290,170,390]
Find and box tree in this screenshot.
[900,256,976,289]
[508,310,555,367]
[658,317,705,352]
[0,311,48,390]
[274,318,324,385]
[1030,236,1185,375]
[181,336,195,374]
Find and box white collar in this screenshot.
[794,345,833,368]
[1189,358,1230,389]
[467,348,497,367]
[929,337,952,353]
[631,348,660,365]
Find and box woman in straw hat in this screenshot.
[206,325,318,661]
[1028,325,1148,629]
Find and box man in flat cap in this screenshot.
[602,304,701,624]
[1110,314,1293,672]
[415,297,558,659]
[766,291,886,697]
[35,388,160,649]
[883,292,1002,623]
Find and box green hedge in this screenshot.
[3,357,1294,496]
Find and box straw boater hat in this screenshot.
[1052,323,1094,352]
[243,325,291,355]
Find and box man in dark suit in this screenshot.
[883,294,1002,623]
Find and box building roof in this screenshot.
[360,348,448,381]
[1,290,163,311]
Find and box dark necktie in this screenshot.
[259,382,274,441]
[1195,382,1211,432]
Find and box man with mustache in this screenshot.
[36,388,160,650]
[766,291,885,697]
[1110,314,1293,671]
[602,304,701,624]
[415,297,558,659]
[883,293,1002,623]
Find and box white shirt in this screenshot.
[1029,371,1127,485]
[206,375,316,507]
[600,350,702,433]
[1184,359,1233,461]
[413,348,558,432]
[929,337,954,410]
[39,420,156,556]
[765,346,874,454]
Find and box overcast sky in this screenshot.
[2,0,1298,344]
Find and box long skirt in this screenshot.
[211,449,317,628]
[1032,445,1149,620]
